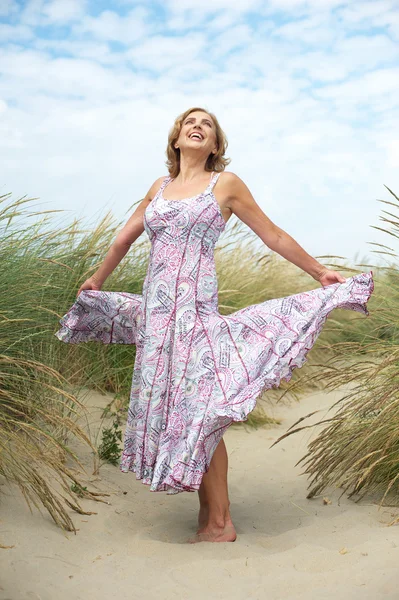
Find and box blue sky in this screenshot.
[1,0,399,263]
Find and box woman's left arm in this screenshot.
[220,172,346,285]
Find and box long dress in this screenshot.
[55,171,374,494]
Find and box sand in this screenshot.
[1,387,398,600]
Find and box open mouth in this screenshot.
[189,132,204,141]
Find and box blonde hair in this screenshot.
[165,107,231,178]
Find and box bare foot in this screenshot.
[189,521,237,543]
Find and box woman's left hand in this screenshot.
[316,268,347,286]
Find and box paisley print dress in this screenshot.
[55,171,374,494]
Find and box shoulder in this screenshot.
[218,171,244,186]
[151,174,170,190]
[146,175,171,202]
[217,171,247,198]
[217,171,239,182]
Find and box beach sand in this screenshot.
[1,387,398,600]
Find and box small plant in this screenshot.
[71,482,88,497]
[97,417,123,465]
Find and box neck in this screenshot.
[176,153,209,182]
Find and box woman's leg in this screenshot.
[192,438,236,542]
[197,482,209,529]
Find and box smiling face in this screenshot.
[166,106,230,177]
[175,110,218,157]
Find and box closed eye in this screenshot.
[184,118,213,127]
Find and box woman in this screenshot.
[56,106,374,543]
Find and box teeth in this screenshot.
[190,133,203,140]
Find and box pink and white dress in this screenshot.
[55,171,374,494]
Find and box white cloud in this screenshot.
[74,7,150,44]
[0,23,34,42]
[338,1,395,25]
[43,0,87,23]
[34,38,118,65]
[288,34,399,82]
[272,14,337,45]
[337,2,399,42]
[19,0,87,26]
[166,0,262,13]
[207,12,243,33]
[209,24,252,56]
[127,33,206,71]
[0,0,19,18]
[0,1,398,262]
[164,0,262,30]
[316,67,399,107]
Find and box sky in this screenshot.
[1,0,399,264]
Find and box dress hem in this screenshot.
[117,271,374,494]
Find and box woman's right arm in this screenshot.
[77,176,166,296]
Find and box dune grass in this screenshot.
[0,190,382,530]
[272,186,399,509]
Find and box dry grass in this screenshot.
[0,190,382,531]
[272,186,399,506]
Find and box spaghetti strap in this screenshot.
[159,171,219,200]
[206,171,221,193]
[159,175,172,193]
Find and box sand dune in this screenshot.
[1,388,398,600]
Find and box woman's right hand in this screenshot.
[77,276,102,298]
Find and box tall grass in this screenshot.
[0,195,122,531]
[0,191,381,530]
[273,186,399,510]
